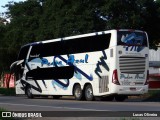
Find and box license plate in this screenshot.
[130,87,136,91]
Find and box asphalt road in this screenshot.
[0,96,160,120]
[0,95,160,111]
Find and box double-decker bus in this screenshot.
[10,29,149,101]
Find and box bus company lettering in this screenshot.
[41,54,89,66]
[67,54,88,64]
[41,58,62,66]
[30,54,40,58]
[120,74,145,79]
[135,74,145,79]
[120,74,133,79]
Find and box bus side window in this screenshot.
[18,45,30,61]
[30,33,111,58]
[64,33,111,54]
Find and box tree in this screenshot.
[0,17,8,73]
[0,0,42,73]
[39,0,160,48]
[39,0,99,39]
[142,0,160,48]
[0,0,160,75]
[95,0,160,48]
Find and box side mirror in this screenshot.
[10,60,24,73]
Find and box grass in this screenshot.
[0,88,15,96]
[142,90,160,102]
[148,90,160,96]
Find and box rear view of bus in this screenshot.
[111,29,149,100]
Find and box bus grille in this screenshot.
[99,76,109,93]
[119,56,146,74]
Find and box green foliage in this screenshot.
[0,107,7,111]
[0,24,7,72]
[0,0,160,73]
[143,90,160,102]
[0,88,15,96]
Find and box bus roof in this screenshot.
[22,29,145,48]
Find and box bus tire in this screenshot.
[85,84,94,101]
[115,95,127,102]
[26,86,34,99]
[73,84,83,100]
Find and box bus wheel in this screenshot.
[115,95,127,102]
[26,86,34,99]
[85,84,94,101]
[73,85,83,100]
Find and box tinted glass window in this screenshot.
[26,66,74,80]
[30,33,111,57]
[117,31,148,47]
[18,45,30,60]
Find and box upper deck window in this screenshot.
[117,31,148,47]
[30,33,111,57]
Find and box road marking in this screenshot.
[0,102,110,111]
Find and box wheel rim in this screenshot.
[75,87,81,98]
[27,88,31,96]
[86,88,93,99]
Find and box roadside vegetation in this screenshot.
[143,90,160,102]
[0,88,15,96]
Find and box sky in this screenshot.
[0,0,26,13]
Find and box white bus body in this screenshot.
[11,29,149,101]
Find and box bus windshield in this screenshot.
[117,31,148,47]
